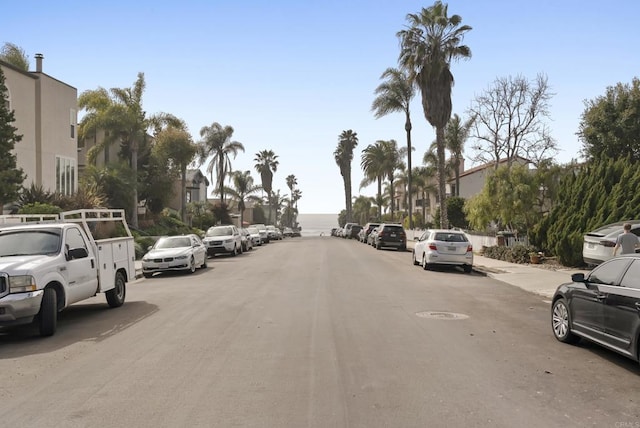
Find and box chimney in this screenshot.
[35,53,43,72]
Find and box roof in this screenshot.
[456,156,531,180]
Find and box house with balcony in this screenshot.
[1,54,78,212]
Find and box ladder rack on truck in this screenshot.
[0,214,60,224]
[59,209,136,293]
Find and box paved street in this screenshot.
[1,236,638,427]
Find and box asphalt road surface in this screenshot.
[1,236,638,427]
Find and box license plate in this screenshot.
[447,246,456,251]
[390,233,396,237]
[587,243,595,249]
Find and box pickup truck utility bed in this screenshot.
[0,209,135,336]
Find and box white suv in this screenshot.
[203,225,243,257]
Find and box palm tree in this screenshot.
[152,125,197,222]
[254,150,279,224]
[333,130,359,222]
[412,166,437,225]
[444,113,474,196]
[266,190,288,226]
[360,140,387,220]
[398,1,472,228]
[372,67,416,228]
[380,139,406,222]
[197,122,245,208]
[78,73,182,228]
[222,170,263,227]
[352,195,375,225]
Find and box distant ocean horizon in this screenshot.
[296,213,340,237]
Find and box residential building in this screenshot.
[1,55,78,211]
[455,156,531,200]
[167,169,209,214]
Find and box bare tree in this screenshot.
[467,73,558,168]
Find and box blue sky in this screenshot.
[3,1,639,213]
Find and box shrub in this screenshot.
[482,244,538,264]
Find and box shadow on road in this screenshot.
[0,300,158,358]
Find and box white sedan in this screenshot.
[412,229,473,273]
[141,234,208,278]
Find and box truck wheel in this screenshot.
[106,272,126,308]
[38,287,57,337]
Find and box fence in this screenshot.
[406,229,529,250]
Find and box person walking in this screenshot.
[613,223,640,256]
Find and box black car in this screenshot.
[551,254,640,365]
[374,223,407,251]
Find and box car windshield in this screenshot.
[434,233,467,242]
[206,227,234,237]
[247,227,259,234]
[0,229,62,256]
[155,236,191,249]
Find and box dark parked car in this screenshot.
[551,254,640,365]
[373,223,407,251]
[347,224,362,240]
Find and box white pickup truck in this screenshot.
[0,209,136,336]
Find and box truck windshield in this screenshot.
[0,229,62,256]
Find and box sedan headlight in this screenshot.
[175,255,188,260]
[10,275,37,293]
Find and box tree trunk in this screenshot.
[389,177,395,221]
[218,156,225,207]
[131,144,139,229]
[377,177,382,220]
[181,167,187,222]
[405,115,413,230]
[436,126,448,229]
[343,172,350,222]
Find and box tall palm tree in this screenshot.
[412,166,437,225]
[444,113,474,196]
[197,122,244,208]
[78,73,182,228]
[254,150,279,224]
[380,139,406,222]
[398,1,472,228]
[266,190,288,226]
[223,170,263,228]
[372,67,416,228]
[333,130,359,222]
[360,140,387,220]
[285,174,298,226]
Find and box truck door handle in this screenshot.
[90,259,95,269]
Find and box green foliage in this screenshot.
[483,244,538,264]
[211,203,231,225]
[338,210,347,227]
[579,78,640,161]
[533,156,640,267]
[18,203,62,214]
[134,236,157,260]
[434,196,468,229]
[0,67,26,207]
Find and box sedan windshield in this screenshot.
[206,227,234,237]
[0,229,62,256]
[154,236,191,249]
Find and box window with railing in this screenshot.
[55,156,76,196]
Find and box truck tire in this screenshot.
[106,272,126,308]
[38,287,57,337]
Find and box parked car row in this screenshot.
[141,223,290,278]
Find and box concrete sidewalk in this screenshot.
[470,254,590,300]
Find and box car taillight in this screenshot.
[428,244,437,251]
[467,245,473,252]
[601,240,616,247]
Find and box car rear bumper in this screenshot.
[426,252,473,265]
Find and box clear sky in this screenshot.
[3,1,639,214]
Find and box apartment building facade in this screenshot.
[1,55,78,211]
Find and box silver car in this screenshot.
[142,234,207,278]
[582,221,640,266]
[412,229,473,273]
[203,225,243,257]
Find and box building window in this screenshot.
[70,109,76,139]
[55,156,76,196]
[186,191,192,204]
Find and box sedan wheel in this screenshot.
[188,256,196,274]
[412,251,419,266]
[551,299,580,344]
[422,254,430,271]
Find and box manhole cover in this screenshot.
[415,311,469,320]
